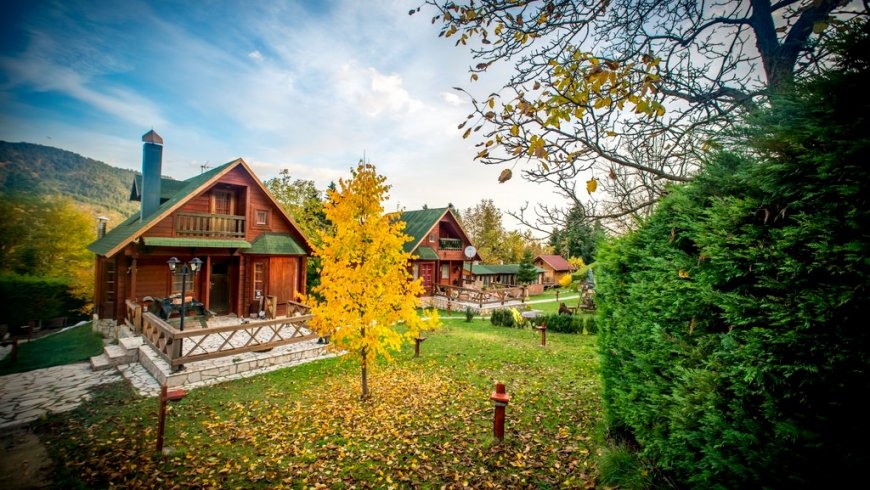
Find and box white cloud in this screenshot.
[248,50,264,61]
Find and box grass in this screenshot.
[0,322,104,375]
[37,318,603,488]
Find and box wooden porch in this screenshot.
[125,299,318,369]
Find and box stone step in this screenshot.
[119,336,143,352]
[90,353,112,371]
[108,342,141,366]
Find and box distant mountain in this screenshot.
[0,141,142,224]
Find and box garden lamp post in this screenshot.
[167,257,202,372]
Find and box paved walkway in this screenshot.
[0,363,121,429]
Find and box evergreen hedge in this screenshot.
[0,273,86,333]
[596,23,870,488]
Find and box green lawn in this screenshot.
[38,318,602,488]
[0,322,104,375]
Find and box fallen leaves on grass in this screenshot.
[47,358,598,488]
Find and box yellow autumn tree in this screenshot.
[306,162,439,399]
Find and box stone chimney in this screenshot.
[141,130,163,220]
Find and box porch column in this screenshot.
[203,256,212,310]
[130,258,138,302]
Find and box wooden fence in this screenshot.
[126,300,317,368]
[432,284,526,308]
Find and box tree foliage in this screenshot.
[263,170,329,245]
[419,0,865,229]
[549,205,606,263]
[515,248,538,284]
[596,21,870,487]
[305,163,439,399]
[0,193,95,303]
[459,198,544,263]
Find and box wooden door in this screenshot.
[420,263,434,293]
[209,261,230,314]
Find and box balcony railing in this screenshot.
[439,237,462,250]
[175,212,245,238]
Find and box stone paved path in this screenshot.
[0,363,120,429]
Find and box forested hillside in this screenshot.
[0,141,140,223]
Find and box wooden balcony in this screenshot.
[175,212,245,238]
[439,237,462,250]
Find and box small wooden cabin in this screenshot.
[88,131,311,323]
[534,254,576,285]
[398,207,480,294]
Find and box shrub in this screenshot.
[0,273,86,333]
[540,313,582,333]
[582,315,597,334]
[464,306,474,323]
[490,309,517,328]
[596,24,870,488]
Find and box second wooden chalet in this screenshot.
[88,130,312,323]
[534,254,576,285]
[398,207,480,294]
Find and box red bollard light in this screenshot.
[491,382,510,441]
[156,384,186,454]
[414,337,427,357]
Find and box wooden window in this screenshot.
[441,264,450,279]
[104,261,115,303]
[428,232,435,242]
[255,209,269,226]
[213,189,234,215]
[171,273,195,296]
[412,263,419,280]
[253,262,265,300]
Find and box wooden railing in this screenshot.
[125,299,144,334]
[439,237,462,250]
[140,305,317,368]
[175,212,245,238]
[432,284,526,307]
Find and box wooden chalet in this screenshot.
[464,263,546,292]
[534,254,576,285]
[88,130,311,323]
[398,207,480,294]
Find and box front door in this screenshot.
[209,261,230,314]
[419,263,434,293]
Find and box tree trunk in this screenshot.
[360,351,369,400]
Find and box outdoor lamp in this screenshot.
[167,256,179,272]
[189,257,202,272]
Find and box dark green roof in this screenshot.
[142,237,251,248]
[464,263,546,275]
[398,208,448,253]
[88,160,237,256]
[130,175,188,202]
[245,233,306,255]
[413,246,439,261]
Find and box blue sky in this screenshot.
[0,0,561,229]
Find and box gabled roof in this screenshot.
[130,174,188,202]
[245,232,306,255]
[535,255,575,272]
[88,159,312,257]
[464,263,546,275]
[398,207,480,260]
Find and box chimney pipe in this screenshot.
[141,130,164,221]
[97,216,109,239]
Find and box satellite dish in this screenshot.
[464,246,477,259]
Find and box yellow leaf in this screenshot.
[678,270,689,278]
[462,128,471,139]
[606,130,617,137]
[488,98,495,109]
[586,178,598,193]
[510,125,519,137]
[498,168,512,183]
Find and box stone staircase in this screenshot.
[90,336,143,371]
